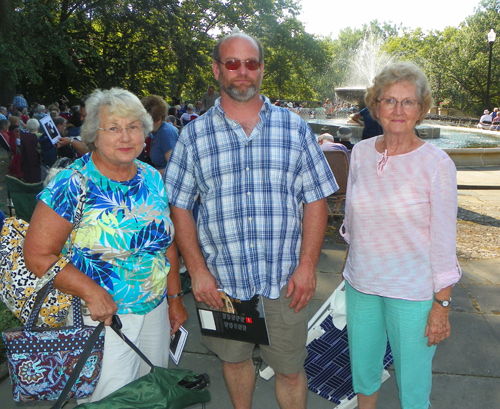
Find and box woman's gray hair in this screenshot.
[26,118,40,133]
[365,61,433,126]
[81,88,153,152]
[53,116,67,127]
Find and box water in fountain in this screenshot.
[315,35,500,156]
[335,36,394,107]
[347,36,394,88]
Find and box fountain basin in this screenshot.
[308,122,440,140]
[443,148,500,167]
[334,87,366,108]
[308,120,500,167]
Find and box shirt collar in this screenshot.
[214,94,270,118]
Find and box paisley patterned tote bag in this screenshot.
[2,285,105,405]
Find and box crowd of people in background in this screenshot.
[0,94,89,183]
[0,86,223,184]
[1,88,366,189]
[477,107,500,130]
[271,98,358,119]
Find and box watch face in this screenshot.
[441,300,450,307]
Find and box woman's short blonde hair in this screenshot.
[81,88,153,152]
[365,61,433,126]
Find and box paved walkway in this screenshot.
[0,161,498,408]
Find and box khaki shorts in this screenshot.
[202,286,308,375]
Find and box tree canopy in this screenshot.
[1,0,321,104]
[1,0,498,116]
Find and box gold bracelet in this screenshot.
[167,291,184,299]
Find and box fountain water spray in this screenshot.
[335,36,394,107]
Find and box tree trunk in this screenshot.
[0,0,16,105]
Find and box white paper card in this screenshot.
[198,309,216,330]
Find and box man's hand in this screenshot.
[286,199,326,312]
[191,269,224,310]
[170,206,222,309]
[286,265,316,312]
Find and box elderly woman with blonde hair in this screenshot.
[341,62,461,409]
[24,88,187,402]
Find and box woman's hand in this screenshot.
[168,297,188,335]
[83,285,118,326]
[424,303,451,346]
[56,136,71,148]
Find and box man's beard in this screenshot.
[219,75,261,102]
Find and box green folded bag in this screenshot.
[76,367,210,409]
[75,316,210,409]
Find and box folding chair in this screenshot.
[260,281,393,409]
[304,281,393,408]
[4,175,44,222]
[323,150,349,216]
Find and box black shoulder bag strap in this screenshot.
[109,315,155,370]
[50,321,105,409]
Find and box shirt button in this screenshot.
[246,167,249,171]
[247,192,251,196]
[248,217,252,221]
[250,244,254,248]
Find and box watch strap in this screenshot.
[433,296,451,307]
[167,291,185,300]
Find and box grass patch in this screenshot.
[0,301,22,364]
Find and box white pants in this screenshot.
[76,299,170,403]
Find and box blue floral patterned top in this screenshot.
[39,154,174,314]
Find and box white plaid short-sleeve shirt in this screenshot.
[165,96,338,300]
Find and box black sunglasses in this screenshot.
[217,59,261,71]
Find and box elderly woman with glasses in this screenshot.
[24,88,188,402]
[340,62,461,409]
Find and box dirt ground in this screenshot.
[456,204,500,259]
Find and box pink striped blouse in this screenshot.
[341,137,461,301]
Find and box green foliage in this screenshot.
[0,301,21,364]
[384,0,500,115]
[2,0,500,115]
[2,0,313,104]
[248,17,330,100]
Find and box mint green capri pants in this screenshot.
[345,281,437,409]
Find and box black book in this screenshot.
[196,291,270,345]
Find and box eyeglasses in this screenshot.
[98,123,143,135]
[377,98,421,110]
[216,59,261,71]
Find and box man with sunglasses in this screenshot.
[165,32,338,409]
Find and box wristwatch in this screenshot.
[434,296,451,307]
